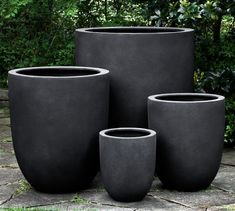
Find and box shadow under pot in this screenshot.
[76,27,194,128]
[8,66,110,193]
[148,93,225,191]
[99,127,156,202]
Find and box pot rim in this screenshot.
[8,66,109,79]
[76,26,194,35]
[100,127,156,140]
[148,93,225,104]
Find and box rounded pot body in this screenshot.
[99,127,156,202]
[76,27,194,127]
[148,93,225,191]
[8,66,109,193]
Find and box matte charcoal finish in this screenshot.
[148,93,225,191]
[99,128,156,202]
[75,27,194,127]
[8,66,109,193]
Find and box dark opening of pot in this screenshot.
[105,129,150,138]
[16,68,100,77]
[155,95,218,102]
[86,28,184,33]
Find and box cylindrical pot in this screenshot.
[8,66,109,193]
[75,27,194,127]
[148,93,225,191]
[99,127,156,202]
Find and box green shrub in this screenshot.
[0,0,234,146]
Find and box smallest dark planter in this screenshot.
[99,127,156,202]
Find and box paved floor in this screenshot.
[0,107,235,211]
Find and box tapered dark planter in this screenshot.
[148,93,225,191]
[99,127,156,202]
[76,27,194,127]
[8,66,109,193]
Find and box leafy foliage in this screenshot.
[0,0,234,146]
[134,0,235,146]
[225,98,235,147]
[0,0,145,78]
[13,179,31,196]
[71,194,89,204]
[195,68,235,146]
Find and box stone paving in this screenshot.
[0,104,235,210]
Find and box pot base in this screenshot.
[108,193,146,202]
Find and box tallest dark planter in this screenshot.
[76,27,194,127]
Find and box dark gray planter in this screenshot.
[148,93,225,191]
[99,127,156,202]
[75,27,194,127]
[8,66,109,193]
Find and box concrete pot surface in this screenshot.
[148,93,225,191]
[76,27,194,127]
[99,127,156,202]
[8,66,110,193]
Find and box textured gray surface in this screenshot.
[8,67,110,193]
[99,128,156,202]
[148,93,225,191]
[0,106,234,210]
[0,89,9,107]
[76,27,194,128]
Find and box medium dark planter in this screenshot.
[75,27,194,127]
[148,93,225,191]
[8,66,109,193]
[99,127,156,202]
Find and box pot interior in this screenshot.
[105,129,150,138]
[155,94,218,102]
[16,68,100,77]
[86,27,184,33]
